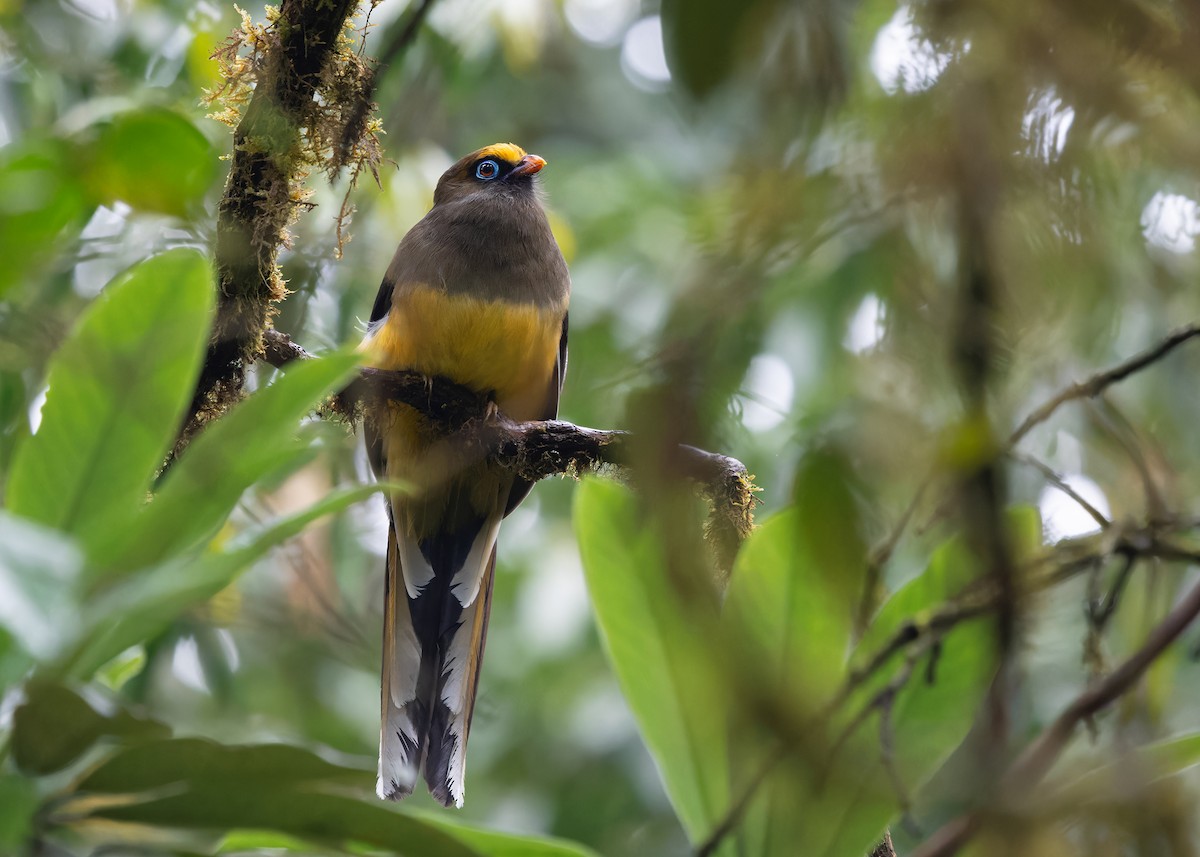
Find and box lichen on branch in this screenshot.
[182,0,383,451]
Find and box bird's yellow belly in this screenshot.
[363,284,562,421]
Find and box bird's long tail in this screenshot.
[378,513,499,807]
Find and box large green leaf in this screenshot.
[802,510,1042,856]
[853,506,1041,666]
[75,738,371,793]
[72,739,596,857]
[85,786,484,857]
[726,508,1036,857]
[6,249,214,550]
[89,351,362,574]
[574,478,730,844]
[11,680,167,776]
[60,482,385,679]
[723,507,857,857]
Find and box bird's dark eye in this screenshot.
[475,159,500,180]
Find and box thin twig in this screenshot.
[1008,323,1200,447]
[857,475,932,635]
[1011,452,1111,530]
[909,559,1200,857]
[867,323,1200,599]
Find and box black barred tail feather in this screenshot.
[425,548,496,806]
[378,512,500,807]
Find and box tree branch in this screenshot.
[1008,323,1200,447]
[183,0,377,450]
[262,329,758,571]
[910,546,1200,857]
[867,322,1200,596]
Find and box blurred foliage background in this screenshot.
[4,0,1200,855]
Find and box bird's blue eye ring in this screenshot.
[475,159,500,180]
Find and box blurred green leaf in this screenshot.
[85,787,485,857]
[726,507,852,701]
[83,108,218,218]
[95,644,147,691]
[1050,731,1200,805]
[11,679,168,775]
[62,481,386,679]
[90,352,362,574]
[5,249,214,552]
[803,512,1039,855]
[791,444,869,629]
[0,776,38,851]
[0,511,83,662]
[854,506,1041,663]
[724,506,855,856]
[0,141,87,297]
[574,478,730,845]
[215,830,315,852]
[76,737,370,792]
[415,811,604,857]
[73,740,597,857]
[660,0,777,97]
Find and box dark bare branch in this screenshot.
[1011,452,1111,530]
[1008,323,1200,447]
[910,545,1200,857]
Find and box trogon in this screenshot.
[361,143,570,806]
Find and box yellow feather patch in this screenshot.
[473,142,527,166]
[364,284,562,421]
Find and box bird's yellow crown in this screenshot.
[472,142,527,165]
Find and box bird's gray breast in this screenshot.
[387,191,570,308]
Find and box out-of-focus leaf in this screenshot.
[854,506,1041,662]
[0,370,24,435]
[84,787,484,857]
[791,444,869,627]
[1050,731,1200,805]
[61,482,386,679]
[414,810,604,857]
[0,776,38,851]
[76,738,370,792]
[215,830,313,852]
[89,352,362,574]
[660,0,777,97]
[724,506,855,856]
[5,249,214,552]
[0,512,83,662]
[83,108,217,217]
[0,141,86,297]
[802,512,1040,856]
[11,680,168,775]
[95,645,147,691]
[574,478,730,845]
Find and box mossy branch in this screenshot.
[263,329,758,573]
[184,0,379,449]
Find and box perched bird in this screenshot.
[361,143,570,807]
